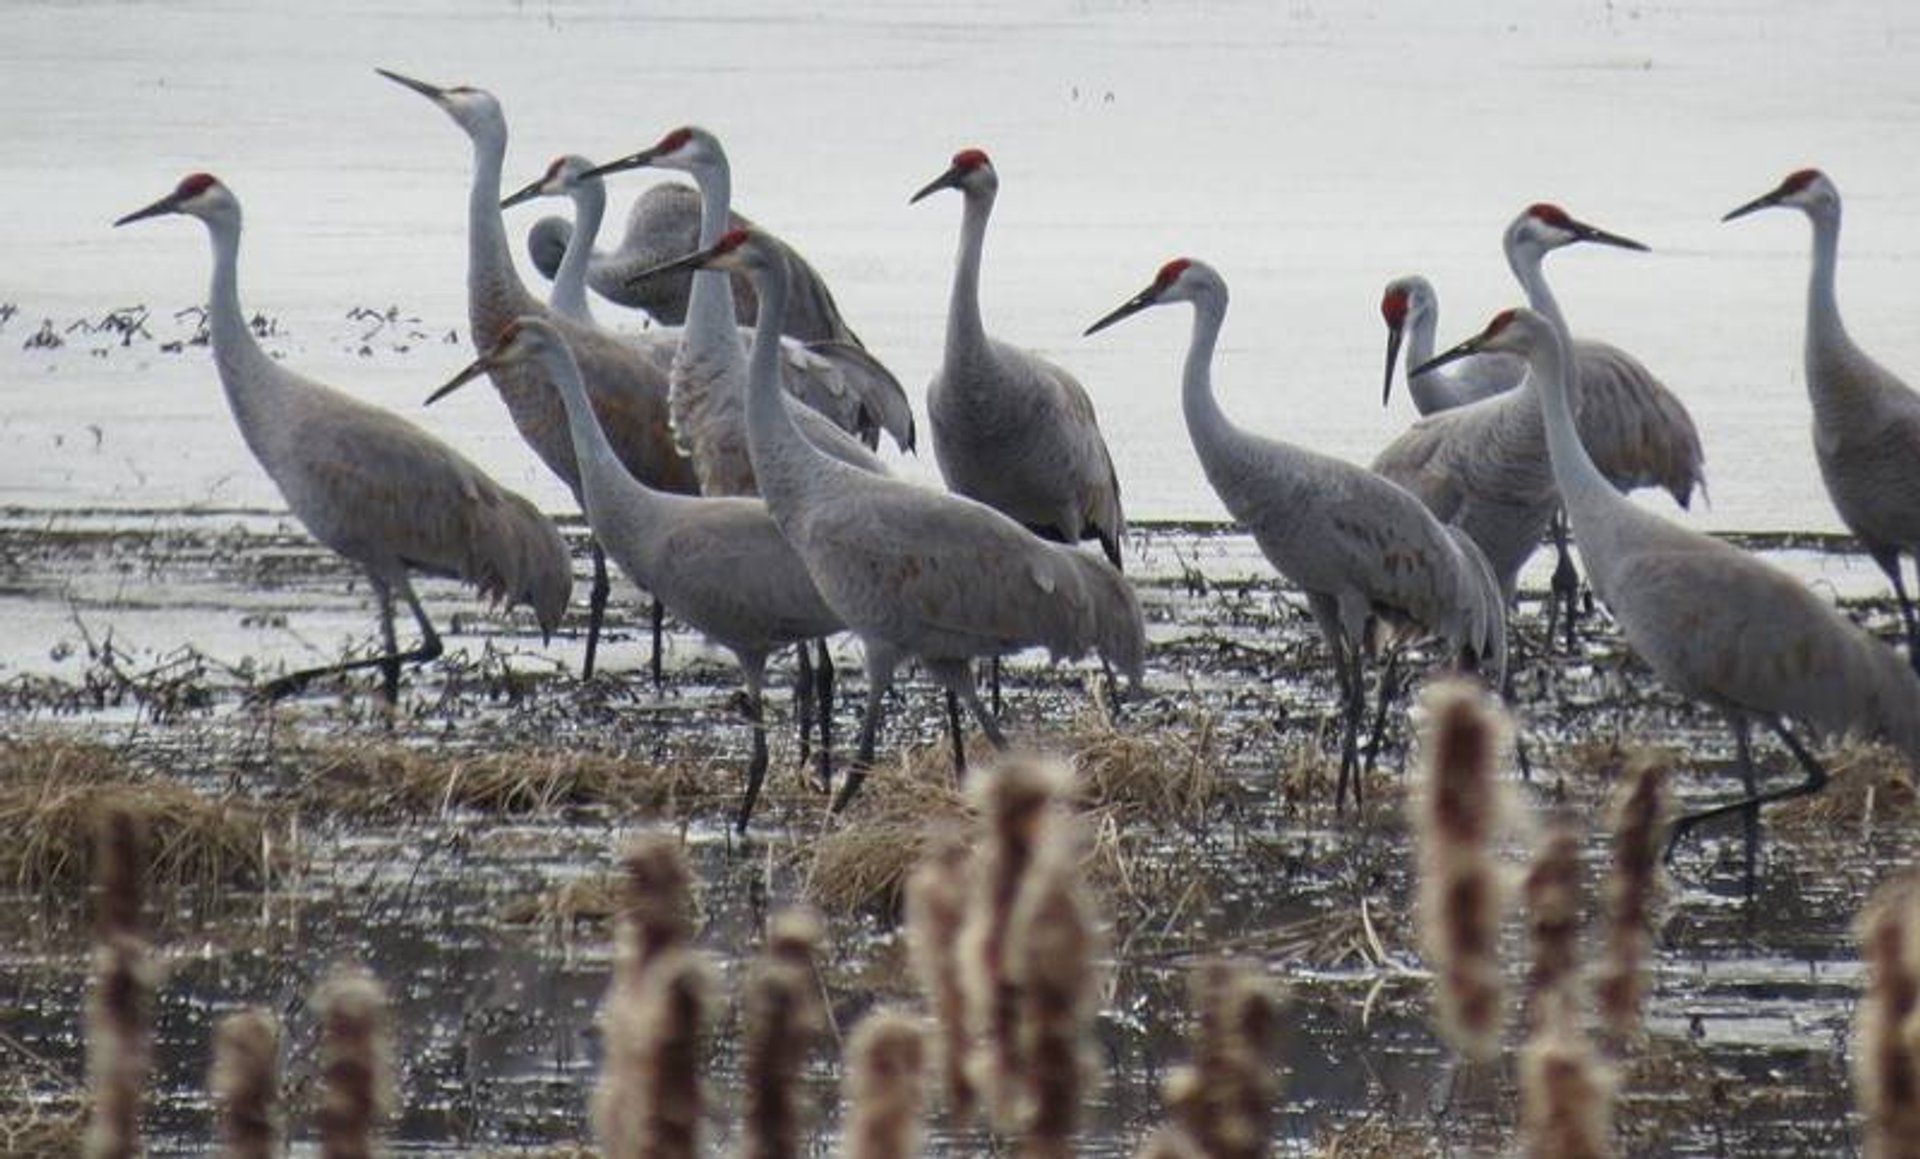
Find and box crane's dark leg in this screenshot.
[650,597,666,689]
[946,689,967,779]
[582,541,610,680]
[1547,510,1581,654]
[1667,715,1829,868]
[1361,649,1402,772]
[1337,650,1368,812]
[815,641,835,792]
[1875,548,1920,677]
[793,642,815,770]
[735,666,770,835]
[833,650,897,814]
[989,656,1003,717]
[255,574,443,703]
[956,676,1009,751]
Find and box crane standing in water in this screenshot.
[1421,307,1920,885]
[1724,168,1920,676]
[652,228,1143,810]
[115,174,571,703]
[1088,257,1505,809]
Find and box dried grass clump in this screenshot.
[210,1007,281,1159]
[1411,679,1509,1062]
[1519,1023,1616,1159]
[739,909,826,1159]
[805,756,970,915]
[1594,756,1666,1049]
[0,737,277,898]
[1068,711,1220,827]
[1524,821,1583,1034]
[1313,1116,1440,1157]
[1855,874,1920,1157]
[842,1008,929,1159]
[83,808,153,1159]
[1771,744,1917,834]
[298,740,728,818]
[904,833,976,1123]
[313,967,393,1159]
[1161,960,1284,1159]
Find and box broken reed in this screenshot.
[1413,679,1508,1062]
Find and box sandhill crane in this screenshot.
[1421,307,1920,882]
[652,227,1144,809]
[115,174,571,703]
[1379,275,1522,415]
[440,316,843,832]
[1088,258,1505,808]
[503,155,604,325]
[1724,168,1920,675]
[913,148,1126,567]
[525,176,864,345]
[379,67,693,686]
[581,126,915,494]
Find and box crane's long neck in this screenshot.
[1508,244,1584,412]
[544,343,658,524]
[468,121,536,347]
[744,254,820,515]
[550,180,605,323]
[1530,315,1617,530]
[1403,306,1438,372]
[944,188,993,366]
[684,156,742,362]
[1799,202,1870,426]
[202,210,284,449]
[1180,287,1234,464]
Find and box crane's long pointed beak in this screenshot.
[629,239,730,288]
[1722,188,1782,222]
[1412,332,1483,379]
[1572,220,1650,252]
[500,175,545,210]
[581,145,667,182]
[1382,324,1404,408]
[426,356,494,406]
[376,68,446,101]
[910,165,962,205]
[114,193,178,228]
[1084,285,1159,337]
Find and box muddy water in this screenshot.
[2,509,1913,1155]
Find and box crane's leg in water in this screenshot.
[954,671,1009,752]
[793,643,815,771]
[650,597,665,688]
[256,573,444,703]
[1362,650,1403,772]
[945,690,966,778]
[1547,511,1581,654]
[735,664,770,835]
[583,541,610,680]
[989,656,1002,717]
[833,648,899,814]
[1341,651,1369,810]
[1667,714,1829,874]
[814,641,836,792]
[1874,548,1920,676]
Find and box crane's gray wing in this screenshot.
[1572,339,1706,506]
[1032,356,1127,550]
[651,504,842,643]
[795,339,916,453]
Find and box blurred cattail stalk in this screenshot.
[82,806,153,1159]
[314,968,393,1159]
[1524,821,1583,1034]
[1856,876,1920,1158]
[210,1008,281,1159]
[842,1008,929,1159]
[1519,1022,1616,1159]
[1595,757,1666,1049]
[1413,679,1509,1062]
[905,835,976,1124]
[1008,833,1100,1157]
[1163,960,1284,1159]
[740,909,826,1159]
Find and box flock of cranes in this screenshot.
[112,70,1920,860]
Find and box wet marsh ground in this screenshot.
[2,507,1915,1156]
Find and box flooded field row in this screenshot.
[1,511,1916,1155]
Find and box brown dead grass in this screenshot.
[291,741,731,820]
[1314,1116,1439,1158]
[0,737,279,898]
[1769,744,1916,835]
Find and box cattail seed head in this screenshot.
[905,832,976,1124]
[594,946,712,1159]
[1595,756,1667,1049]
[313,967,393,1159]
[1525,821,1584,1034]
[842,1008,929,1159]
[1856,875,1920,1156]
[210,1008,281,1159]
[740,908,826,1159]
[1175,960,1284,1159]
[1519,1022,1617,1159]
[1413,679,1510,1062]
[82,806,153,1159]
[1008,836,1101,1156]
[615,835,695,986]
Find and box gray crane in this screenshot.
[379,68,692,685]
[581,126,915,493]
[1421,307,1920,883]
[1088,258,1505,809]
[115,174,571,703]
[503,154,605,325]
[651,227,1144,811]
[1379,275,1522,414]
[1724,169,1920,675]
[526,176,862,346]
[438,316,843,832]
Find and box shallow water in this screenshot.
[5,0,1920,529]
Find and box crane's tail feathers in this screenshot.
[467,492,574,636]
[803,340,916,454]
